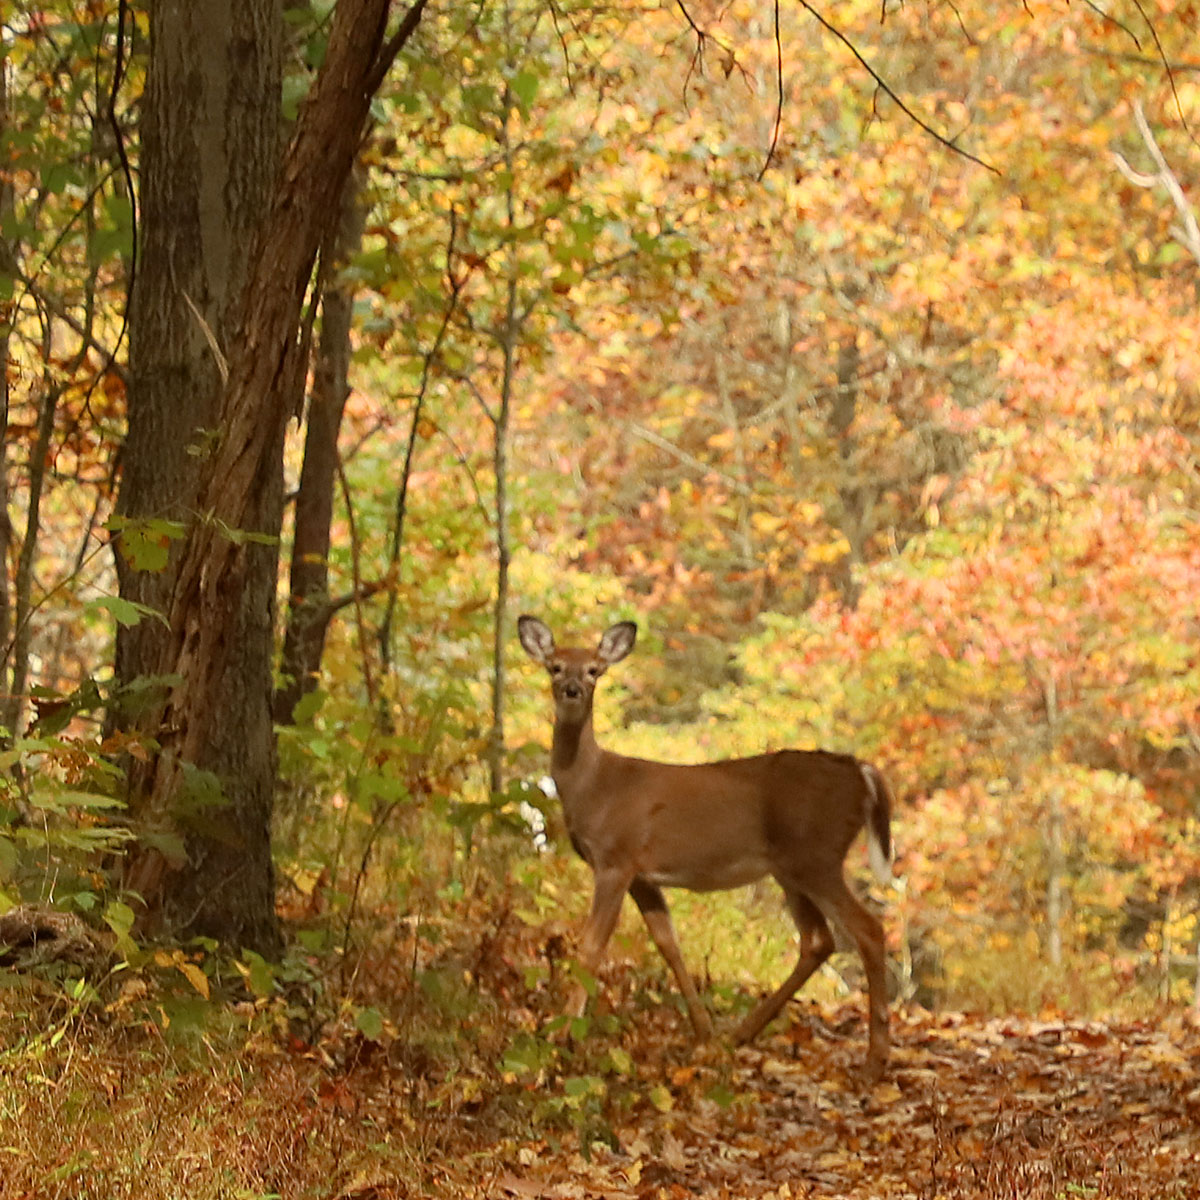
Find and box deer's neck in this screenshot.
[551,712,600,781]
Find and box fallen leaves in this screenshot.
[480,1005,1200,1200]
[5,972,1199,1200]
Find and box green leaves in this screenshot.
[103,900,137,956]
[509,70,540,115]
[107,516,185,573]
[354,1006,385,1040]
[91,595,166,629]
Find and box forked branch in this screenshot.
[1112,100,1200,266]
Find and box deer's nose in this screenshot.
[562,680,583,700]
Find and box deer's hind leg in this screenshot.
[815,873,889,1079]
[734,889,834,1044]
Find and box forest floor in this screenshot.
[1,913,1198,1200]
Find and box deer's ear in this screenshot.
[598,621,637,665]
[518,615,556,664]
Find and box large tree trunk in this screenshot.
[121,0,426,949]
[116,0,284,950]
[117,0,283,696]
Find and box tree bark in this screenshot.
[117,0,284,950]
[123,0,427,949]
[116,0,283,702]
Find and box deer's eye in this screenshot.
[549,663,564,675]
[585,666,600,679]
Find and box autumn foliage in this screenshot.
[2,0,1200,1194]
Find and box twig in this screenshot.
[757,0,784,181]
[798,0,998,174]
[335,454,375,709]
[1124,0,1192,140]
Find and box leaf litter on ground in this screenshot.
[475,1005,1200,1200]
[3,934,1199,1200]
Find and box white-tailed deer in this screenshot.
[518,615,894,1079]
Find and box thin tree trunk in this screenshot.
[1193,919,1199,1012]
[275,169,366,725]
[486,70,521,800]
[489,273,515,798]
[1040,670,1064,969]
[0,54,13,733]
[715,349,757,603]
[830,332,864,608]
[1045,786,1064,968]
[378,215,463,681]
[5,378,60,740]
[1160,890,1175,1002]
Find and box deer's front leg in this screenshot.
[567,867,631,1020]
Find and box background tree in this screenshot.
[274,166,369,727]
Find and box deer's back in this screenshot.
[563,747,871,891]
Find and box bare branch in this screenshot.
[6,269,125,381]
[798,0,998,175]
[627,421,752,497]
[756,0,784,182]
[1112,101,1200,266]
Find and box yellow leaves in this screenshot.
[153,949,210,999]
[750,511,784,536]
[804,535,850,565]
[607,1046,635,1076]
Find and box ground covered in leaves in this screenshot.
[3,975,1198,1200]
[475,1008,1200,1200]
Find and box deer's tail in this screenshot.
[860,762,895,885]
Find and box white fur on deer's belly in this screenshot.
[641,851,771,892]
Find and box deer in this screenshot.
[517,615,894,1080]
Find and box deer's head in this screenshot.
[517,616,637,724]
